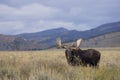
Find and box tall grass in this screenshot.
[0,49,120,80]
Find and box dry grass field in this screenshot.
[0,48,120,80]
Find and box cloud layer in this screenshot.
[0,0,120,34]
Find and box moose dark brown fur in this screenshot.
[65,48,101,67]
[56,38,101,67]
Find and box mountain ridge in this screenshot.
[18,21,120,40]
[0,21,120,50]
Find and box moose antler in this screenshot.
[71,38,82,48]
[56,38,68,49]
[56,38,82,49]
[56,37,62,48]
[76,38,82,48]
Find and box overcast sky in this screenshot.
[0,0,120,35]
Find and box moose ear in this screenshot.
[76,38,82,48]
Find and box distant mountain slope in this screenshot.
[0,21,120,50]
[81,31,120,48]
[0,35,44,50]
[84,21,120,38]
[0,34,16,50]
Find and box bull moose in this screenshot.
[56,38,101,67]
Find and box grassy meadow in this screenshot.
[0,48,120,80]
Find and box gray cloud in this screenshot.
[0,3,59,20]
[0,0,120,34]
